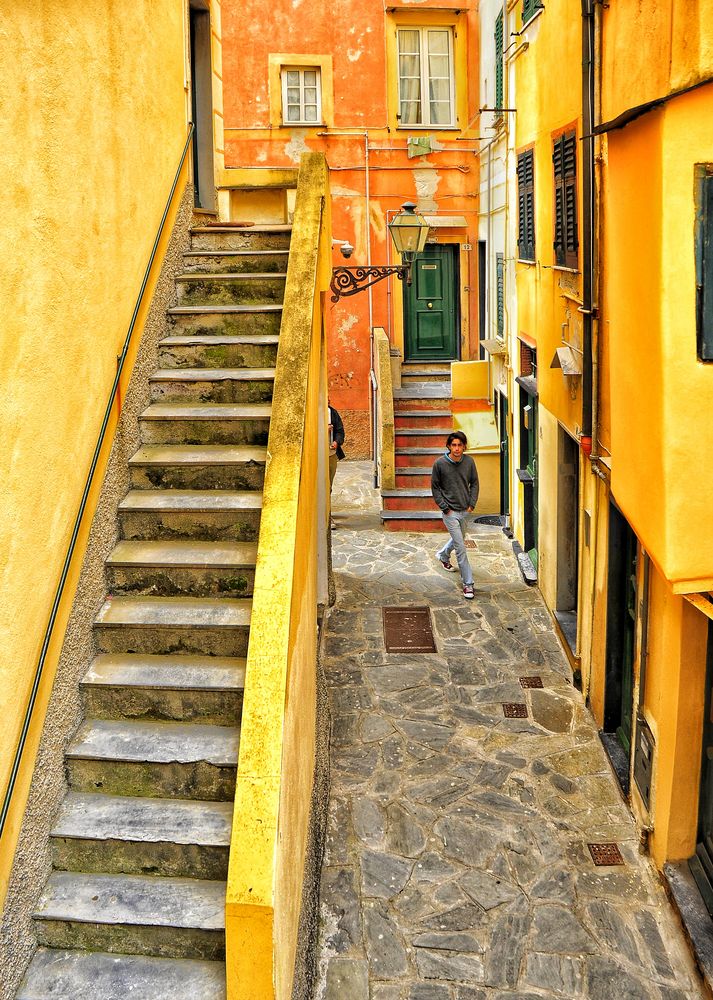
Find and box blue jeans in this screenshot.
[436,509,473,586]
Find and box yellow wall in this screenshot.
[0,4,192,897]
[605,90,713,590]
[226,153,330,1000]
[601,0,713,124]
[640,578,709,867]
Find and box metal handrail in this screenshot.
[0,122,195,838]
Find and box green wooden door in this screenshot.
[690,624,713,915]
[526,400,538,569]
[498,392,510,517]
[404,245,458,361]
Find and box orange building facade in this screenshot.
[221,0,482,455]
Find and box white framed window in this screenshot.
[397,27,455,127]
[281,66,321,125]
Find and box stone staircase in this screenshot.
[380,362,453,532]
[17,224,292,999]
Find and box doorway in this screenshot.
[478,241,486,360]
[555,427,579,652]
[403,244,459,361]
[497,390,510,518]
[518,388,538,569]
[602,502,638,790]
[190,1,215,211]
[690,623,713,916]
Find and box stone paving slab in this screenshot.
[316,463,705,1000]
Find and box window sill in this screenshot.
[396,124,459,131]
[552,264,580,274]
[522,7,544,29]
[517,258,536,266]
[281,122,328,128]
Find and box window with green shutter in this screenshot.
[494,10,504,115]
[696,166,713,361]
[553,131,578,269]
[517,149,535,262]
[496,253,505,337]
[522,0,542,26]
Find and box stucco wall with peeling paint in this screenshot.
[222,0,481,456]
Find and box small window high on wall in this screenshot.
[281,67,321,125]
[397,27,454,127]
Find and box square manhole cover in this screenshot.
[382,606,436,653]
[588,843,624,866]
[519,676,544,689]
[502,703,528,718]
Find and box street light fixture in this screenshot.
[330,201,430,302]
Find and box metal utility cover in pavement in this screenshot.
[382,607,437,653]
[588,842,625,866]
[502,703,528,718]
[520,676,544,689]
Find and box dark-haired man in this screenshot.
[431,431,479,599]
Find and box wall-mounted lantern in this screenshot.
[330,202,430,302]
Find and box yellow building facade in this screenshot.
[501,0,713,950]
[594,2,713,882]
[0,0,223,909]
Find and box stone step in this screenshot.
[400,368,452,382]
[66,718,239,800]
[128,444,267,491]
[395,446,445,468]
[118,489,262,542]
[183,248,289,274]
[140,401,271,446]
[175,273,286,306]
[17,947,226,1000]
[395,427,453,448]
[393,381,452,402]
[51,792,232,879]
[168,304,282,337]
[394,409,453,429]
[34,871,226,961]
[381,488,436,512]
[94,594,252,657]
[158,335,279,371]
[81,653,245,724]
[190,224,291,252]
[381,509,447,533]
[149,367,275,405]
[106,539,257,597]
[394,466,433,489]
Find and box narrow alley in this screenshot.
[316,463,704,1000]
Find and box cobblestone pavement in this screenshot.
[315,462,705,1000]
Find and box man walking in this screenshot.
[431,431,479,599]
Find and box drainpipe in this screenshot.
[580,0,595,447]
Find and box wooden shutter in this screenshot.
[517,150,535,262]
[698,171,713,361]
[522,0,539,25]
[495,11,504,113]
[496,253,505,337]
[553,131,578,268]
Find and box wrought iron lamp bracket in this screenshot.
[330,264,410,302]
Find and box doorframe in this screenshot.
[604,501,638,752]
[402,242,460,362]
[689,622,713,916]
[189,0,216,212]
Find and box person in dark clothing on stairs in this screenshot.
[328,403,345,529]
[431,431,479,599]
